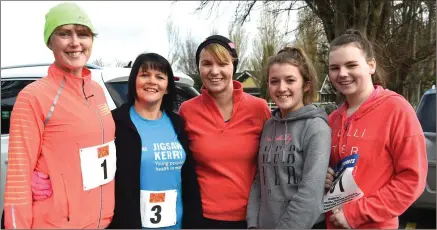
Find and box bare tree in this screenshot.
[91,58,106,67]
[114,59,127,67]
[293,7,329,89]
[249,4,286,100]
[177,31,202,90]
[196,0,436,102]
[209,27,219,36]
[166,19,180,66]
[228,21,249,73]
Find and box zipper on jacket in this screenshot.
[82,78,105,228]
[61,174,70,222]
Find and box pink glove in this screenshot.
[31,171,53,201]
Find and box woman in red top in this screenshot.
[178,35,271,228]
[324,29,427,229]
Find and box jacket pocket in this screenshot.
[43,173,70,225]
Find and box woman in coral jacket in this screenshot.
[178,35,271,228]
[324,29,427,229]
[3,2,116,228]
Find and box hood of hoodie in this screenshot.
[334,86,399,122]
[252,104,331,228]
[271,104,328,123]
[330,86,401,158]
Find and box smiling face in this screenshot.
[135,67,168,107]
[198,44,234,95]
[268,63,309,116]
[48,24,93,76]
[328,44,376,99]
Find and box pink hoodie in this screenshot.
[326,86,427,229]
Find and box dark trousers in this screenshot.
[312,220,327,229]
[1,210,4,229]
[201,216,247,229]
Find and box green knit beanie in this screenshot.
[44,2,95,46]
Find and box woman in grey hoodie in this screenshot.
[247,47,331,229]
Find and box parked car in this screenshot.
[0,63,200,215]
[411,86,436,210]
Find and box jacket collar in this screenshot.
[47,63,93,97]
[199,80,244,128]
[200,80,244,107]
[47,63,92,83]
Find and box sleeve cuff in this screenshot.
[343,202,366,229]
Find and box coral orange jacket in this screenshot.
[179,81,271,221]
[4,64,115,228]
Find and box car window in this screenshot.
[1,80,35,134]
[104,82,127,108]
[417,93,436,133]
[105,82,198,113]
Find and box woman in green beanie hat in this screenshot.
[3,2,116,228]
[44,2,97,76]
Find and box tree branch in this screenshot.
[236,1,258,26]
[269,5,307,14]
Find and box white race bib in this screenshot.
[140,189,177,228]
[79,140,116,191]
[323,154,364,213]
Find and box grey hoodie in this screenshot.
[246,105,331,229]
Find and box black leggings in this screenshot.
[312,220,327,229]
[201,216,247,229]
[1,210,4,229]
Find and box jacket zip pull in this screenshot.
[345,121,350,131]
[82,79,90,104]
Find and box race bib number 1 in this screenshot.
[140,189,177,228]
[323,154,364,213]
[79,140,116,191]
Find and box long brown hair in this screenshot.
[267,47,319,105]
[330,29,386,87]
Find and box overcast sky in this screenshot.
[1,1,298,68]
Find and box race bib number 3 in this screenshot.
[79,140,116,191]
[323,154,364,213]
[141,189,177,228]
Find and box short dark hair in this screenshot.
[127,53,176,112]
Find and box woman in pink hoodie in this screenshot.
[324,29,427,229]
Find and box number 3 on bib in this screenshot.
[79,140,116,191]
[141,190,177,228]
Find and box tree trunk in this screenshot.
[355,0,369,37]
[368,0,385,41]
